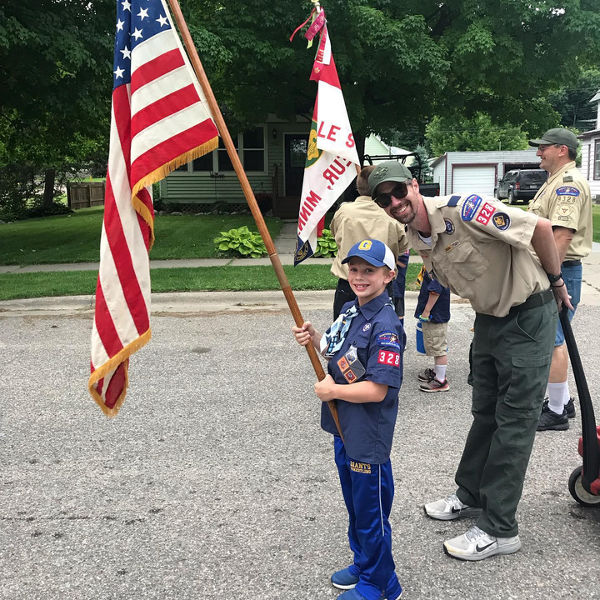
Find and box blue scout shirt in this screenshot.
[321,291,405,464]
[414,271,450,323]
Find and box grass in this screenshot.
[0,264,424,301]
[0,207,283,265]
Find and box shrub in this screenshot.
[314,228,338,258]
[214,226,267,258]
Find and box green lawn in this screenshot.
[0,207,283,265]
[0,264,423,301]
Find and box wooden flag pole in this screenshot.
[167,0,343,439]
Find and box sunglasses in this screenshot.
[374,182,408,207]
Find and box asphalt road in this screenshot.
[1,298,599,600]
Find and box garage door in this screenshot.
[452,166,496,197]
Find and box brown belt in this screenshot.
[509,288,554,314]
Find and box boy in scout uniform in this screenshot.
[528,128,592,431]
[368,161,571,562]
[292,239,405,600]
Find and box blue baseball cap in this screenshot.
[342,239,395,270]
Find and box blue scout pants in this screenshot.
[455,294,557,537]
[334,436,402,600]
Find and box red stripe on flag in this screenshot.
[130,49,184,95]
[131,84,199,139]
[311,55,341,89]
[131,120,218,183]
[103,178,150,334]
[113,85,132,181]
[94,283,124,359]
[104,361,127,410]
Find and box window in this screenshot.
[190,127,265,173]
[594,140,600,180]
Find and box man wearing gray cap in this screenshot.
[528,128,592,432]
[368,160,572,561]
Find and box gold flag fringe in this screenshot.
[88,328,152,418]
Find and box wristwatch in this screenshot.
[547,272,563,284]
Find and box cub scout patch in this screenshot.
[475,201,496,225]
[444,218,455,234]
[492,212,510,230]
[556,186,580,197]
[337,345,366,383]
[461,194,482,221]
[377,349,400,366]
[350,460,372,474]
[378,332,400,348]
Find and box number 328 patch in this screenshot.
[378,350,400,366]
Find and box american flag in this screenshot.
[89,0,218,416]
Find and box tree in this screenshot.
[181,0,600,153]
[0,0,113,215]
[426,113,529,155]
[548,67,600,130]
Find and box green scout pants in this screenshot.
[455,296,557,538]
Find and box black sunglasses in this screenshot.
[374,182,408,208]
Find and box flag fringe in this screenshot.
[88,328,152,418]
[131,136,219,203]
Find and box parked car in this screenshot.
[495,169,547,204]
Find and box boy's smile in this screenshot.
[347,257,395,306]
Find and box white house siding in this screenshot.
[579,130,600,201]
[431,150,540,196]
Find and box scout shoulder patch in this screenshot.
[475,201,496,226]
[377,331,400,348]
[461,194,482,221]
[556,185,580,197]
[492,212,510,230]
[377,349,400,367]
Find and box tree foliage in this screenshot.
[0,0,113,216]
[426,113,529,155]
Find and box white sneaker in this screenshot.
[424,493,481,520]
[443,525,521,561]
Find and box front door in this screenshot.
[284,134,308,196]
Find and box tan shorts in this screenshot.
[422,321,448,357]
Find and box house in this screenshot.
[430,150,541,197]
[578,89,600,201]
[159,121,409,218]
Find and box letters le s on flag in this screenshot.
[293,11,359,265]
[89,0,218,416]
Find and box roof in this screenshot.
[589,89,600,104]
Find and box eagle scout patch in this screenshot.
[377,332,400,348]
[556,186,580,197]
[492,212,510,230]
[475,202,496,226]
[444,218,455,234]
[377,349,400,367]
[350,460,372,474]
[461,194,482,221]
[337,345,366,384]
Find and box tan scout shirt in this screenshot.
[407,195,549,317]
[330,196,408,279]
[528,161,592,260]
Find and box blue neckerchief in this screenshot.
[322,304,359,358]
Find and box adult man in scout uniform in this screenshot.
[528,128,592,431]
[368,161,571,562]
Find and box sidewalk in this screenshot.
[1,220,600,310]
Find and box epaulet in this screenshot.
[444,195,461,207]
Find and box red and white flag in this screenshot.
[293,11,359,264]
[89,0,218,416]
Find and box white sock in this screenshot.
[547,382,568,414]
[434,364,447,382]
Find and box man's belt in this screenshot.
[509,288,554,314]
[562,259,581,268]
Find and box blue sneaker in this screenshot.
[331,566,359,590]
[337,589,368,600]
